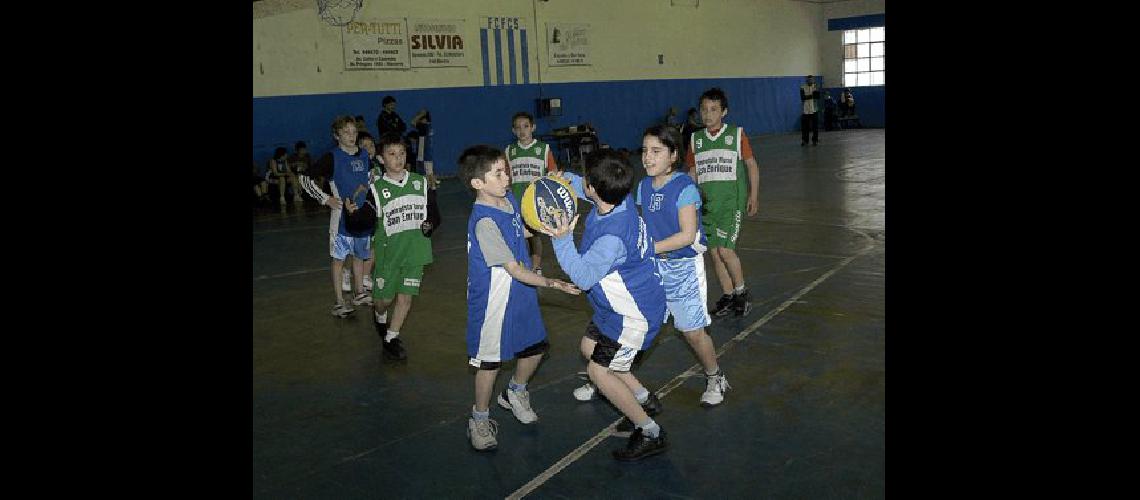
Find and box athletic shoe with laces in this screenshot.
[341,269,352,292]
[331,303,355,318]
[467,417,499,451]
[352,292,372,306]
[612,427,668,461]
[732,288,752,317]
[573,381,596,401]
[382,336,407,360]
[712,293,734,317]
[497,388,538,424]
[700,373,731,407]
[614,393,663,432]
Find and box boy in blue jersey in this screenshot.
[298,116,373,318]
[457,145,580,451]
[637,124,729,406]
[539,150,670,461]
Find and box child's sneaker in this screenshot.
[700,373,731,407]
[341,269,352,292]
[711,293,734,316]
[467,417,499,451]
[382,336,407,361]
[352,292,372,306]
[331,303,355,318]
[572,382,597,401]
[497,388,538,424]
[732,288,752,317]
[613,427,668,461]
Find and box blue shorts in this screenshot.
[655,254,711,332]
[330,232,372,260]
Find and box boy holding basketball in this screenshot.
[540,150,670,461]
[458,145,579,451]
[684,88,761,317]
[506,111,559,276]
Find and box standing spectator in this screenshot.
[679,108,704,156]
[800,75,820,146]
[376,95,407,139]
[841,88,856,117]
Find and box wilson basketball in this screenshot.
[520,176,577,231]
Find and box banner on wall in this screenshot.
[480,16,530,86]
[342,18,410,70]
[547,23,591,67]
[408,19,469,68]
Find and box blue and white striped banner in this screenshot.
[480,20,530,87]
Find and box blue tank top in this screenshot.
[331,147,372,235]
[579,195,666,350]
[466,193,546,357]
[637,173,708,259]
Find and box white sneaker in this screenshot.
[341,269,352,292]
[573,381,597,401]
[331,303,355,318]
[352,292,373,306]
[467,417,498,451]
[497,388,538,424]
[700,373,731,407]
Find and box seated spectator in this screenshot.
[288,141,312,181]
[267,146,303,206]
[253,161,269,203]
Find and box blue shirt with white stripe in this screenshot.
[553,172,666,350]
[465,192,547,361]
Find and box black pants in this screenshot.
[801,113,819,144]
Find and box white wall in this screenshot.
[253,0,824,98]
[819,0,885,89]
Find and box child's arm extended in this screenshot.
[502,260,579,294]
[476,218,579,294]
[539,214,626,290]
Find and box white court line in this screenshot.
[506,229,876,500]
[252,245,468,281]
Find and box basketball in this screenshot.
[520,176,577,231]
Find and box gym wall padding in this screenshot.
[253,75,816,176]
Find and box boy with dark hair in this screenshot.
[361,132,438,361]
[541,150,670,461]
[684,87,761,317]
[457,144,580,451]
[506,111,559,276]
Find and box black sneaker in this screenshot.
[373,317,388,340]
[712,294,734,317]
[613,428,668,462]
[382,337,407,360]
[733,288,752,317]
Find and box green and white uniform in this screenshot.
[370,170,434,300]
[690,124,748,249]
[506,139,553,200]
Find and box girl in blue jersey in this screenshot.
[540,150,670,462]
[457,145,580,452]
[638,124,730,407]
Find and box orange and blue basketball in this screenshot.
[521,176,577,231]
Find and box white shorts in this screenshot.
[655,254,712,332]
[330,232,371,260]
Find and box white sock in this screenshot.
[639,418,661,438]
[634,388,650,405]
[384,330,399,342]
[733,284,746,295]
[375,310,388,323]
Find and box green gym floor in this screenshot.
[252,128,885,499]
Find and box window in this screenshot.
[844,27,884,87]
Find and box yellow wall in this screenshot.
[253,0,824,98]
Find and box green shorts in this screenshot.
[702,203,743,250]
[372,263,425,301]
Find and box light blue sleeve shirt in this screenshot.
[552,233,626,290]
[559,171,592,206]
[677,183,701,210]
